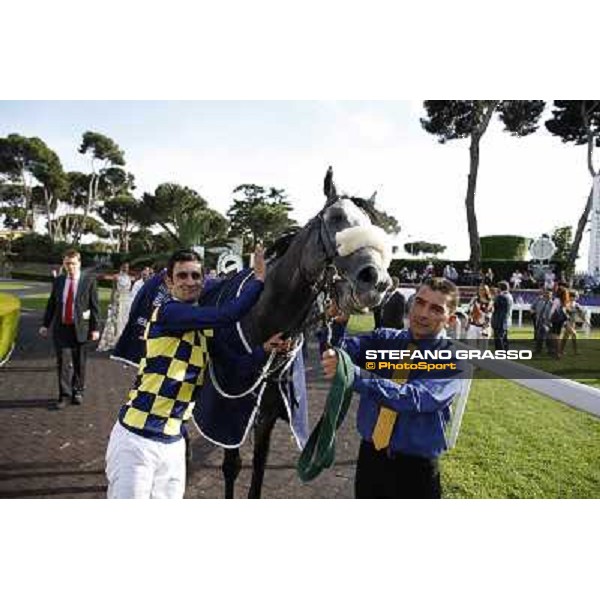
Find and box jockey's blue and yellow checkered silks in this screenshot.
[119,305,213,442]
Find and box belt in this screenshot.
[367,440,436,463]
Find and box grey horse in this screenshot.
[193,167,393,498]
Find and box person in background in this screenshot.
[520,270,534,289]
[39,249,100,409]
[510,270,522,290]
[98,262,133,352]
[373,276,406,329]
[560,290,587,356]
[130,266,152,303]
[466,284,493,345]
[449,264,458,283]
[115,263,133,335]
[491,281,513,351]
[530,288,553,355]
[424,261,434,279]
[483,268,494,286]
[548,286,570,359]
[443,263,453,281]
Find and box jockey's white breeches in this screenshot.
[105,421,185,499]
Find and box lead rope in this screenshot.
[296,347,355,482]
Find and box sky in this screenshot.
[0,100,595,271]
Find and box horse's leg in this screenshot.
[248,407,279,499]
[222,448,241,499]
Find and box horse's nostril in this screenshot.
[357,266,378,286]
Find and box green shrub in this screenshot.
[480,235,529,260]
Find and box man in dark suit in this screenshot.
[491,281,514,351]
[373,276,406,329]
[39,249,100,409]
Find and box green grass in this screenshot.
[347,312,375,333]
[442,375,600,498]
[19,288,112,314]
[0,282,31,291]
[511,325,600,340]
[348,313,600,498]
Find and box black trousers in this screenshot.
[354,440,441,499]
[54,324,87,400]
[493,326,509,351]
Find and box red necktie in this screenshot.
[64,278,74,325]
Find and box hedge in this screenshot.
[480,235,529,260]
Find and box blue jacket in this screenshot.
[322,324,463,458]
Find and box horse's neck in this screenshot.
[248,228,324,342]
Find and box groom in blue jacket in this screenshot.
[321,277,465,499]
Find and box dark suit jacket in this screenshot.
[374,289,406,329]
[491,294,509,330]
[43,272,100,343]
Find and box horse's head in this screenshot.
[303,166,393,313]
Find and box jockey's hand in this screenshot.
[325,299,348,324]
[253,243,266,282]
[90,330,100,342]
[263,332,292,354]
[321,348,338,380]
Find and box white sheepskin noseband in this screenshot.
[335,225,392,268]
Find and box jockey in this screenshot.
[105,245,286,499]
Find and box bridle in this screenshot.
[282,204,363,341]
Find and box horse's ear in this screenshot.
[323,166,337,205]
[368,191,377,205]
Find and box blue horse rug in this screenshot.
[112,269,309,450]
[192,269,309,449]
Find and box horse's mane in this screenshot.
[338,194,384,228]
[265,195,383,262]
[265,228,301,261]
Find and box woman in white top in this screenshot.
[466,284,493,345]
